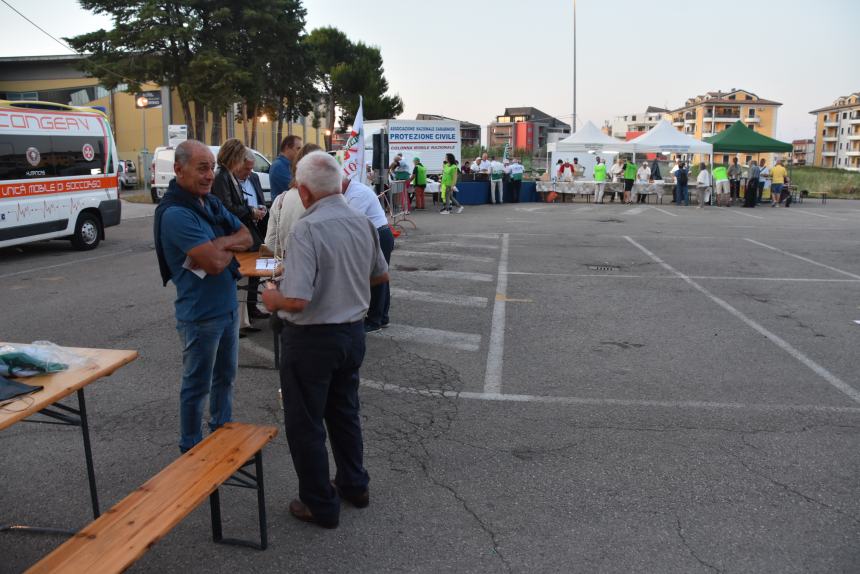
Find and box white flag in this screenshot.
[341,96,365,183]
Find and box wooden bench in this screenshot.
[27,422,278,574]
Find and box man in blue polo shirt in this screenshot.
[154,139,252,452]
[269,134,303,202]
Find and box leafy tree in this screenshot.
[68,0,207,140]
[333,42,402,128]
[304,27,351,147]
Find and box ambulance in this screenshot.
[0,101,121,251]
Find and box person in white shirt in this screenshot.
[343,177,393,332]
[264,145,321,259]
[508,158,524,203]
[670,158,681,204]
[635,161,651,203]
[695,162,712,208]
[608,157,624,202]
[488,156,504,204]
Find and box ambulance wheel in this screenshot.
[71,212,102,251]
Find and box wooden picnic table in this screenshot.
[1,344,138,534]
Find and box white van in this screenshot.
[149,145,272,204]
[0,101,121,251]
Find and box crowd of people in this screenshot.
[155,137,392,529]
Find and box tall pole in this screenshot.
[572,0,577,134]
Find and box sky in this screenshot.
[2,0,858,143]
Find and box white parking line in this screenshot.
[785,209,845,221]
[395,269,494,282]
[369,323,482,352]
[360,380,860,414]
[744,238,860,280]
[649,206,678,217]
[391,287,488,308]
[625,235,860,405]
[623,206,647,215]
[505,270,860,283]
[396,250,494,264]
[0,248,135,280]
[484,233,509,394]
[405,240,499,250]
[721,207,764,220]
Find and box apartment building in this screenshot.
[791,139,815,166]
[669,89,781,163]
[610,106,670,139]
[487,107,571,156]
[809,93,860,171]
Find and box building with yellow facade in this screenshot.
[0,55,329,168]
[809,92,860,171]
[669,89,781,164]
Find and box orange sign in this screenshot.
[0,176,118,199]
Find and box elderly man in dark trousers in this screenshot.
[262,151,389,529]
[154,140,252,452]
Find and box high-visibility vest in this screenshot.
[414,164,427,186]
[593,163,607,182]
[713,166,728,182]
[624,162,637,180]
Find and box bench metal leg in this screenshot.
[1,388,100,536]
[209,450,268,550]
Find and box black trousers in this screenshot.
[366,225,394,328]
[744,178,759,207]
[730,179,740,201]
[280,320,369,523]
[511,179,521,203]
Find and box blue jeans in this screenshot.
[280,321,368,524]
[176,310,239,452]
[677,183,689,205]
[366,225,394,328]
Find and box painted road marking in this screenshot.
[506,271,860,283]
[396,269,494,283]
[649,206,678,217]
[369,323,482,352]
[744,238,860,280]
[391,287,488,308]
[396,250,494,264]
[0,248,135,280]
[484,233,509,394]
[625,235,860,405]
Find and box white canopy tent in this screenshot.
[626,119,712,155]
[550,121,631,178]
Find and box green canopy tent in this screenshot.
[705,121,793,202]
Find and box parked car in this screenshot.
[149,145,271,204]
[118,160,138,189]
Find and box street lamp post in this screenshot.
[572,0,577,134]
[136,95,150,189]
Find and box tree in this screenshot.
[304,27,351,148]
[305,28,403,143]
[333,41,403,128]
[67,0,206,140]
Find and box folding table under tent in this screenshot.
[705,121,793,202]
[550,121,632,179]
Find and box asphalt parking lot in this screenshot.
[1,198,859,573]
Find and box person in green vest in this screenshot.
[406,157,427,210]
[622,158,637,204]
[440,154,463,214]
[593,157,608,203]
[712,164,730,207]
[508,157,524,203]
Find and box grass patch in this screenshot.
[789,166,860,199]
[122,191,153,204]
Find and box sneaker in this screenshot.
[364,322,382,333]
[440,210,450,215]
[456,206,464,214]
[381,322,390,329]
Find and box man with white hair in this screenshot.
[262,151,389,529]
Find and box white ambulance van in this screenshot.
[0,101,121,251]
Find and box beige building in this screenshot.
[669,89,781,164]
[809,92,860,171]
[0,55,328,167]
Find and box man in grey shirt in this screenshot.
[262,151,389,529]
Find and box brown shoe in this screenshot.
[288,499,338,529]
[332,481,369,508]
